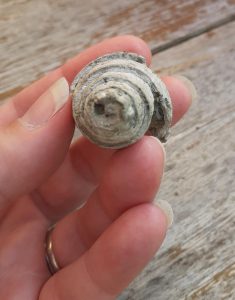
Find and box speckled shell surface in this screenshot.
[71,52,172,149]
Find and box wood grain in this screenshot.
[1,0,235,299]
[1,0,235,102]
[118,21,235,300]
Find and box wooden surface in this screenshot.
[1,0,235,101]
[121,22,235,300]
[1,0,235,299]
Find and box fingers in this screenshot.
[37,75,194,220]
[40,204,167,300]
[47,137,165,266]
[0,35,150,206]
[162,75,196,126]
[37,138,116,220]
[0,78,73,206]
[0,35,151,126]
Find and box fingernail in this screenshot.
[149,136,166,162]
[155,199,173,228]
[20,77,69,127]
[173,75,197,102]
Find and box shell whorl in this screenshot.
[71,52,172,149]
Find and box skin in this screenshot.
[0,36,191,300]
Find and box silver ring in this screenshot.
[45,226,60,275]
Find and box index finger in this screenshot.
[0,36,151,125]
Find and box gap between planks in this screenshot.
[151,13,235,54]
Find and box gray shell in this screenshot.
[71,52,172,149]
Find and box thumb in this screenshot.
[0,77,74,203]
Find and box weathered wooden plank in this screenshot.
[187,262,235,299]
[118,22,235,299]
[1,1,235,299]
[1,0,235,102]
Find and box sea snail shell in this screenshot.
[71,52,172,149]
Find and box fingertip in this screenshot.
[111,135,165,185]
[134,203,168,242]
[116,35,152,65]
[162,75,195,125]
[147,136,166,162]
[173,75,197,103]
[101,136,165,217]
[117,135,165,158]
[63,35,151,82]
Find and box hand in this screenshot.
[0,36,193,299]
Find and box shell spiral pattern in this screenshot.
[71,52,172,149]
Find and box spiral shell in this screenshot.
[71,52,172,149]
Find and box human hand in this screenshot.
[0,36,193,299]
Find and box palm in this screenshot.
[0,36,191,300]
[0,195,50,299]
